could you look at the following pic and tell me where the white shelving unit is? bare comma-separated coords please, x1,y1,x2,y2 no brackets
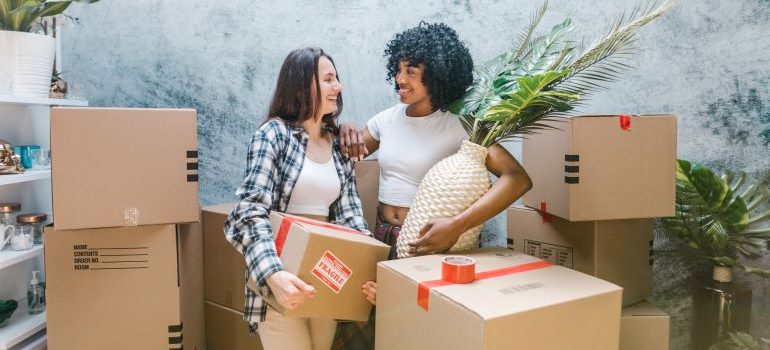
0,246,43,270
0,95,88,350
0,172,50,187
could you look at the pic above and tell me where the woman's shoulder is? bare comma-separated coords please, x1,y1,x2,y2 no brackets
256,118,294,138
371,104,407,122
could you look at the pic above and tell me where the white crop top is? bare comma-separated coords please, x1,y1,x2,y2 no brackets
367,104,468,207
286,156,341,217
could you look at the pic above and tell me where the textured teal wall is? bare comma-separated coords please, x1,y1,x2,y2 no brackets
62,0,769,348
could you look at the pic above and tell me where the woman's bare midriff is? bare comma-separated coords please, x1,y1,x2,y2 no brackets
380,202,410,227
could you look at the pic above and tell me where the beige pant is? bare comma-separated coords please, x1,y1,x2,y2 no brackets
258,308,337,350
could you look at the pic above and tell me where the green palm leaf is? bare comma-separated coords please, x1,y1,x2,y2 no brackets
661,160,770,278
448,0,678,148
0,0,100,31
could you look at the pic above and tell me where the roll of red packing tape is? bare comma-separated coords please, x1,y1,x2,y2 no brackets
441,256,476,284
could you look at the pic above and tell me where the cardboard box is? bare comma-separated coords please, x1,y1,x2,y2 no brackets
45,224,205,350
522,115,676,221
249,212,390,321
376,248,622,350
205,301,263,350
506,205,652,306
203,203,247,311
51,107,199,230
355,160,379,230
620,300,670,350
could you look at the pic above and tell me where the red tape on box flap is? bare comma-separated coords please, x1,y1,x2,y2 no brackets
619,114,631,131
275,215,364,256
540,201,551,223
417,259,552,311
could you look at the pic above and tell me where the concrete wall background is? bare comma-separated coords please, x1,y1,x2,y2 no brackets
61,0,770,348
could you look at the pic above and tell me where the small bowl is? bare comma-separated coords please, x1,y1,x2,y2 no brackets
0,300,18,328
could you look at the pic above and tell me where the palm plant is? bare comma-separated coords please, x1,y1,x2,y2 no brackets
448,0,680,147
709,331,761,350
0,0,99,32
660,159,770,277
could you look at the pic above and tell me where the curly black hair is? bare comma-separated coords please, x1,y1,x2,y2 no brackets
384,22,474,111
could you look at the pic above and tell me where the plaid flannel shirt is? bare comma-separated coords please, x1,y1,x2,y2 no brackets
223,119,369,332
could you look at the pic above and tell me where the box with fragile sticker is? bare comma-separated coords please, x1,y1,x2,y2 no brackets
248,212,390,321
522,114,676,221
506,205,652,306
376,248,623,350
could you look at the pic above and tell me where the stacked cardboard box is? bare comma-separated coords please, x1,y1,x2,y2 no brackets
505,114,676,346
620,300,670,350
376,248,623,350
202,204,265,349
45,108,204,350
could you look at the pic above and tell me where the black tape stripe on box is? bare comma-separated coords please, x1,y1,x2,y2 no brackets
169,335,183,344
564,176,579,184
564,165,579,173
168,323,183,332
186,150,198,159
187,174,198,182
565,154,579,162
186,162,198,170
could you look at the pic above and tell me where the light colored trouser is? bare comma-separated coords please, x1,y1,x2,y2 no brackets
258,308,337,350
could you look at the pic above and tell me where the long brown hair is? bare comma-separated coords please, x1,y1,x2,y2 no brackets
265,47,342,134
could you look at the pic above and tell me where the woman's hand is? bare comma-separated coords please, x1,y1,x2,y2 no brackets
409,217,463,255
361,280,377,305
266,271,316,310
339,122,369,162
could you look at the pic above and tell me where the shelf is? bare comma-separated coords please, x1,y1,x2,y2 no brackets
0,304,45,350
0,246,44,270
10,331,45,350
0,95,87,107
0,171,50,187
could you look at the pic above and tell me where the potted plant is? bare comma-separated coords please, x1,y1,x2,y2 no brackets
660,159,770,350
394,0,680,258
0,0,99,97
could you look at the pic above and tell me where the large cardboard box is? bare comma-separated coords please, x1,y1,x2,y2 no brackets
355,160,379,230
45,224,205,350
248,212,390,321
506,205,652,306
620,300,670,350
51,107,199,230
522,115,676,221
205,301,263,350
203,203,246,311
376,248,623,350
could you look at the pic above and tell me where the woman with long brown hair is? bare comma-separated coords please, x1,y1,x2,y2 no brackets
224,47,369,350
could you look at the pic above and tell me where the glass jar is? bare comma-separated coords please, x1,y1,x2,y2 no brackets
16,213,47,246
10,225,34,251
0,202,21,226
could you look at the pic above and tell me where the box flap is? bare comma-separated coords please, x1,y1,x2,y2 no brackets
622,300,668,317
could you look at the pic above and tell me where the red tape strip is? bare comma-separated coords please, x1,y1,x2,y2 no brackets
274,215,364,256
619,114,631,131
417,260,552,311
540,201,551,223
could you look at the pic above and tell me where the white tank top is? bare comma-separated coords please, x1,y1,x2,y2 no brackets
286,156,341,217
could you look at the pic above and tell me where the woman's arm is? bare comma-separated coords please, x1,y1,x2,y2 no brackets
409,143,532,255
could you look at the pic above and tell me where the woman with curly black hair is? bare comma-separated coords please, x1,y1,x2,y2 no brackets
336,21,532,350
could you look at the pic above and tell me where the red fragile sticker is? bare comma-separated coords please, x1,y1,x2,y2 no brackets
311,251,353,294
